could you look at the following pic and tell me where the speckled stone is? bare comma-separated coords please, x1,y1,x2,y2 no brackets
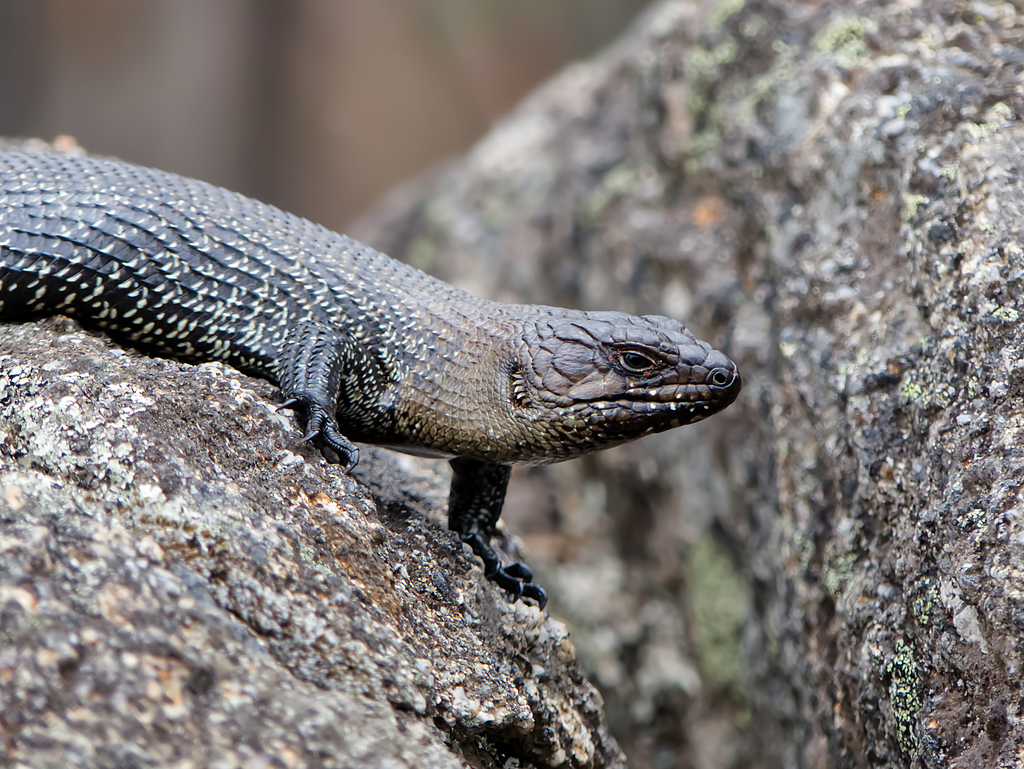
0,315,624,769
352,0,1024,764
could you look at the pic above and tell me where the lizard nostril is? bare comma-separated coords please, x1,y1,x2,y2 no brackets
709,367,733,387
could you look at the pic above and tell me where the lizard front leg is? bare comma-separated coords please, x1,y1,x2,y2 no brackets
448,457,547,608
275,322,372,470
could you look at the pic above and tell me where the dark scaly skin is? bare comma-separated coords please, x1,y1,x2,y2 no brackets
0,151,742,608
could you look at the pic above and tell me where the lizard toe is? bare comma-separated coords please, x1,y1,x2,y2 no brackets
503,562,535,583
288,396,359,470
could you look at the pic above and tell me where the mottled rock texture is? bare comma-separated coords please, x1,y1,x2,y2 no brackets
5,0,1024,766
0,319,621,766
352,1,1024,767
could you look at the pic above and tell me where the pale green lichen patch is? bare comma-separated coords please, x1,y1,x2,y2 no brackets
687,534,750,696
707,0,746,31
992,306,1019,323
899,370,954,411
683,38,739,82
812,16,869,69
822,549,858,601
887,640,922,756
964,102,1014,142
910,577,942,627
902,193,928,222
582,161,657,222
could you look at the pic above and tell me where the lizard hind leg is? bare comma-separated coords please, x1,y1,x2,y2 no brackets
448,457,548,609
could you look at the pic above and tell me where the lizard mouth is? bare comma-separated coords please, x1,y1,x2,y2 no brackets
562,368,741,424
558,366,741,407
616,366,741,404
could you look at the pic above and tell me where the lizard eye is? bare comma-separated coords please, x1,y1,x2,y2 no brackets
610,347,660,375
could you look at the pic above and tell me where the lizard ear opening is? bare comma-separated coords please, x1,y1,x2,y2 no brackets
507,358,533,409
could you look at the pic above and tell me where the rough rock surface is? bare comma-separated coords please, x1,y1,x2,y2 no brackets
0,314,621,768
6,0,1024,765
351,1,1024,767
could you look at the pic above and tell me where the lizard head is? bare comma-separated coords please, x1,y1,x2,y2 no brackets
505,310,741,462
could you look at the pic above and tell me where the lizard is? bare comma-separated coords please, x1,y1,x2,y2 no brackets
0,151,742,608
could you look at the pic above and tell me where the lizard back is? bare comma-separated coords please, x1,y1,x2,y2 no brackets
0,151,482,378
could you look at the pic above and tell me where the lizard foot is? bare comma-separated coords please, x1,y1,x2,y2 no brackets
279,396,359,470
461,533,548,609
491,566,548,608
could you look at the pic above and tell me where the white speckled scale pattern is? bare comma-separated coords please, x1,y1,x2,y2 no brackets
0,151,741,606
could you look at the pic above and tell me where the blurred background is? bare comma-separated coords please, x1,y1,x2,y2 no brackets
0,0,653,232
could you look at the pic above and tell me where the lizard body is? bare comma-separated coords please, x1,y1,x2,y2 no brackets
0,151,741,606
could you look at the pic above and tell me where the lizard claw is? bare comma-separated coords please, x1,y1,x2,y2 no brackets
491,566,547,608
493,565,547,608
520,583,548,609
492,567,525,602
502,562,535,583
460,533,546,609
282,395,359,470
